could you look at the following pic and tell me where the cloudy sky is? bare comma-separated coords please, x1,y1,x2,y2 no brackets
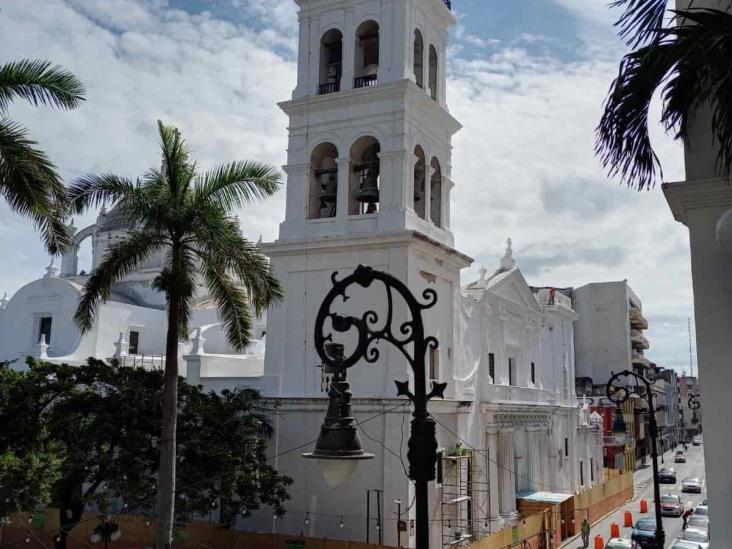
0,0,698,373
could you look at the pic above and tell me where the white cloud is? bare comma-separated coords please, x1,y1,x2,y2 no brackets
0,0,695,371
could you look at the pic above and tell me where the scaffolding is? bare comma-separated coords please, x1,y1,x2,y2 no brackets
440,450,491,548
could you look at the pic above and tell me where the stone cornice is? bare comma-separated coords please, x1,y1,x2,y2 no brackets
263,229,473,268
662,178,732,226
263,396,470,414
494,412,552,428
279,79,462,137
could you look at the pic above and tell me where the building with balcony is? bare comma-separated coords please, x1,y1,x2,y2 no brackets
571,280,653,469
678,375,702,442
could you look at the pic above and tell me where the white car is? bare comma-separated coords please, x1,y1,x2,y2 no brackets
669,540,707,549
679,527,710,549
693,504,709,516
682,477,703,493
604,538,636,549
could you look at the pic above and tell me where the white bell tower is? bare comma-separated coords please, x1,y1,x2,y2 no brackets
263,0,472,398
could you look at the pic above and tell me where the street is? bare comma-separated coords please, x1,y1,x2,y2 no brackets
562,443,707,549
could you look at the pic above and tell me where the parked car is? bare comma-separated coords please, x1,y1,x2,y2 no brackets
693,504,709,516
679,527,709,548
661,494,684,517
685,514,709,532
631,518,660,548
674,453,687,463
605,538,637,549
682,478,703,493
669,539,708,549
692,436,703,446
659,468,677,483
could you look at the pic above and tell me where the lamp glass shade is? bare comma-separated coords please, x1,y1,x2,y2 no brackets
319,458,359,488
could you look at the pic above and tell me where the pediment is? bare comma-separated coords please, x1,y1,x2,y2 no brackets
487,269,542,313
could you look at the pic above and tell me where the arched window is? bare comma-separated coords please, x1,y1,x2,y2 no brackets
309,143,339,219
354,21,379,88
319,29,343,95
413,145,426,219
430,157,442,227
350,136,380,215
413,30,424,88
428,45,438,100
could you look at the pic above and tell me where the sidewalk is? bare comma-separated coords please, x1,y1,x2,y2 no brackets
558,450,676,549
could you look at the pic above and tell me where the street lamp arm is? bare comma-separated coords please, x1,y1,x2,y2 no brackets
315,265,436,373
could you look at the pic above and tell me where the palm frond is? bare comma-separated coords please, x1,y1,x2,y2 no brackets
157,120,194,199
153,246,198,337
611,0,668,47
74,230,167,333
190,212,283,315
200,257,254,352
0,59,85,113
597,7,732,189
0,118,71,253
192,160,281,211
67,174,137,214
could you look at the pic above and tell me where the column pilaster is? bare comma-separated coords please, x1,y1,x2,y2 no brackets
335,157,351,219
486,428,502,530
498,429,518,520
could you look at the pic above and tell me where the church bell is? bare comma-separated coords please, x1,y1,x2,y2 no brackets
356,163,379,213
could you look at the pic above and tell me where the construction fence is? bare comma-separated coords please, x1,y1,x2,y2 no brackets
465,469,634,549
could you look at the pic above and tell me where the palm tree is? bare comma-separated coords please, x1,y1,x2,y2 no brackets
0,59,85,252
596,0,732,190
67,121,283,548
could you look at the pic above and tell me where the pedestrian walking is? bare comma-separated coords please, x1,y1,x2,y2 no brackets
682,507,693,529
580,518,590,548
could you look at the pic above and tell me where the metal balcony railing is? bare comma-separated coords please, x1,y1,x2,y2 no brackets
354,74,378,88
318,81,340,95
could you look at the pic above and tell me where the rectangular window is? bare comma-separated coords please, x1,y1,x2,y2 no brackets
580,460,584,486
590,457,594,482
429,347,439,380
38,316,52,345
564,437,569,457
129,331,140,355
488,353,495,382
508,357,516,386
531,362,536,384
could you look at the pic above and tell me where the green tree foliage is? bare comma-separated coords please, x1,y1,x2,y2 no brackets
0,359,291,549
596,1,732,190
0,60,85,253
67,120,283,547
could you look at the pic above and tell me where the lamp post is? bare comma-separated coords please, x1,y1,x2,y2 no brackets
688,393,701,441
607,370,664,549
303,265,446,549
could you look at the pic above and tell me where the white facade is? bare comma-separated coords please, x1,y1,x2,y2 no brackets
0,1,603,547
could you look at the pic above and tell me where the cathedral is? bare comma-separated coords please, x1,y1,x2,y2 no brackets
0,0,603,547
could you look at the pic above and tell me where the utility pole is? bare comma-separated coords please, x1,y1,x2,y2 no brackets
688,318,694,378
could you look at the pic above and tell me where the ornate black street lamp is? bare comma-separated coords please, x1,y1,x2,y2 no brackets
607,370,664,549
303,265,446,549
689,393,701,427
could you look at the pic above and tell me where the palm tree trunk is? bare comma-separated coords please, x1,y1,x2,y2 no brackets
155,296,181,549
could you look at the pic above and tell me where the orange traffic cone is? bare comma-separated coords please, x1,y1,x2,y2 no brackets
640,499,648,514
594,534,604,549
610,522,620,538
624,511,633,527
